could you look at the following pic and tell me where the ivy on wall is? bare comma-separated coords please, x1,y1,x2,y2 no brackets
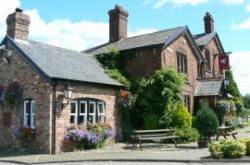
4,81,23,110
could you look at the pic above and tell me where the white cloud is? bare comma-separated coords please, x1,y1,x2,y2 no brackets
146,0,207,9
0,0,156,51
0,0,20,37
230,52,250,95
221,0,245,5
232,18,250,29
246,3,250,12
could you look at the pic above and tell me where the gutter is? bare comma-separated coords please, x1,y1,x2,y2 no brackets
51,80,57,154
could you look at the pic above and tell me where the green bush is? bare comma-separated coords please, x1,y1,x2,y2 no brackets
196,102,219,139
170,105,192,128
209,141,224,159
175,128,199,143
143,114,159,130
239,138,250,155
192,116,196,128
134,67,185,128
222,140,246,158
209,140,246,159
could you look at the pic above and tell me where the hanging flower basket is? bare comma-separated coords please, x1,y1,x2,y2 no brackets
4,81,23,110
0,85,4,105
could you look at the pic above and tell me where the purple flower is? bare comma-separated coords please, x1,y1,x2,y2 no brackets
104,128,113,139
89,133,101,144
75,130,88,139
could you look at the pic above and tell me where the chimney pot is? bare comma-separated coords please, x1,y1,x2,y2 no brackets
15,8,23,12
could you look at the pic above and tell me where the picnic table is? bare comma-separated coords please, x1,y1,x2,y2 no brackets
131,129,178,149
216,126,238,140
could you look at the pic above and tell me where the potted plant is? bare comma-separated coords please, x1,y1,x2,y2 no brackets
196,102,219,148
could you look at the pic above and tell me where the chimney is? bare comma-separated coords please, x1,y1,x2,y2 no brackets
204,12,214,34
108,5,128,42
6,8,30,40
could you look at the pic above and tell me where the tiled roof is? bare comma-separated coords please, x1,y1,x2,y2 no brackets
193,32,216,48
7,36,121,86
195,79,223,96
85,27,187,55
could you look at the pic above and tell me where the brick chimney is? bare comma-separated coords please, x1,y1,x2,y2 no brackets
6,8,30,40
108,5,128,42
204,12,214,34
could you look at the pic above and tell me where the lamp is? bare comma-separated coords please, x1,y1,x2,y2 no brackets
64,83,73,100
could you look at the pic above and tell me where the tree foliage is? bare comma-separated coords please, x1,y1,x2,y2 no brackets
132,67,186,128
225,70,241,98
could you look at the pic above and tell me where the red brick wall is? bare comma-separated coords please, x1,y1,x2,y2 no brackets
125,47,162,78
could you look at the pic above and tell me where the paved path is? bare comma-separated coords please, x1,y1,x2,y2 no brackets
0,126,249,164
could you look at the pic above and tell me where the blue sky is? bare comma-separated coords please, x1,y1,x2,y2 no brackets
0,0,250,94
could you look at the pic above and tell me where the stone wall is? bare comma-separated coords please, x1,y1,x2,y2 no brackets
0,40,52,153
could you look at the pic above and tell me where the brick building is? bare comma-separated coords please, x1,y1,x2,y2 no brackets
86,5,231,113
0,6,231,154
0,8,122,154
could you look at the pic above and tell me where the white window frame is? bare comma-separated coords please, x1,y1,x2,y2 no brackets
70,101,78,124
88,101,96,124
79,101,88,125
97,102,106,123
23,100,36,129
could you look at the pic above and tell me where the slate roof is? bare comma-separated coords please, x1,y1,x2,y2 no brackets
6,36,121,86
85,27,187,55
193,32,216,48
195,80,223,96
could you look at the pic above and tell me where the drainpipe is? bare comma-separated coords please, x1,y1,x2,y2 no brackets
51,80,57,154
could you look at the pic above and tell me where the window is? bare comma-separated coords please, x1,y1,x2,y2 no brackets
97,102,106,123
79,101,87,125
183,95,191,112
69,99,106,125
23,100,36,129
70,101,78,124
205,49,211,70
177,52,187,74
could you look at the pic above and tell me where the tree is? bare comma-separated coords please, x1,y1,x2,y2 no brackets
132,67,186,128
243,94,250,109
225,70,241,98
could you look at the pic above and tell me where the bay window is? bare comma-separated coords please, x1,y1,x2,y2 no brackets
69,99,106,125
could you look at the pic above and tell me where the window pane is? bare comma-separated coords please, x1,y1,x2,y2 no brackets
80,102,86,114
98,104,104,114
70,102,76,114
78,116,84,124
70,116,75,124
89,103,95,114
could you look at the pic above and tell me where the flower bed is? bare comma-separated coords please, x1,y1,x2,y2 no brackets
63,124,114,151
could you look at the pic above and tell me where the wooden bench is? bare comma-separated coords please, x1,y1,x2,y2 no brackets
216,126,238,140
131,129,179,149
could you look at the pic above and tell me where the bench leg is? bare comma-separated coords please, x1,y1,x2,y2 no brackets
232,134,237,140
174,140,177,148
223,135,227,140
139,140,142,150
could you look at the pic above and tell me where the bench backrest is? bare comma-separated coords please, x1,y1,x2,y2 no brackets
133,129,175,138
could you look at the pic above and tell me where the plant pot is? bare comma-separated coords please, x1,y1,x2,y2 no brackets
198,139,211,148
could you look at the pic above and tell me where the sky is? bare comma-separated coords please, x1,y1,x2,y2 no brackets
0,0,250,95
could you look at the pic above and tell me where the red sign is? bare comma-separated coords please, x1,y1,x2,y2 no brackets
219,55,230,71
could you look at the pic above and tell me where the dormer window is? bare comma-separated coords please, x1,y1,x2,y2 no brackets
205,49,211,71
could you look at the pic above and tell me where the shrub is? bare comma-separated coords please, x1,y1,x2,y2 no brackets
192,116,196,128
144,114,159,130
135,67,185,128
221,140,246,158
175,127,199,143
215,100,230,126
196,102,219,139
170,105,192,128
239,138,250,155
209,140,246,159
209,141,224,159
